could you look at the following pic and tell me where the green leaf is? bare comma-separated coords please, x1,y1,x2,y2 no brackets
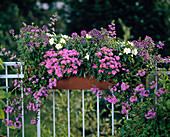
0,90,6,99
0,99,6,108
0,109,5,119
4,92,11,98
7,125,16,129
0,58,4,70
0,86,9,90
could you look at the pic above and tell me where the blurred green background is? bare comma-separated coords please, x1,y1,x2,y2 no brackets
0,0,170,57
0,0,170,136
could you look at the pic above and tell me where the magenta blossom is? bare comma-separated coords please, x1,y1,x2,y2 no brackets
145,108,156,119
121,82,129,91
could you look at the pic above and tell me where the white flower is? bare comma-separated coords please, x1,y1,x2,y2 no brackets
61,34,69,39
85,53,90,60
123,48,131,54
128,41,134,46
49,38,54,45
132,49,138,55
86,34,92,39
55,44,62,50
46,33,54,37
60,38,66,44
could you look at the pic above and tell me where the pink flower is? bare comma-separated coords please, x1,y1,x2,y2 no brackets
145,108,156,119
121,82,129,90
92,64,97,68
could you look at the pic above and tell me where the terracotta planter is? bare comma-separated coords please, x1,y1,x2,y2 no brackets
0,135,6,137
55,75,114,90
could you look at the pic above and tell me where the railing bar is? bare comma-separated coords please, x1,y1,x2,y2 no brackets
112,103,114,135
53,90,56,137
82,90,85,137
97,95,99,137
5,64,9,137
68,89,70,137
37,103,41,137
21,64,24,137
155,62,158,104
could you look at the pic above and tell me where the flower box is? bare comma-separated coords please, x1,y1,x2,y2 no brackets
55,75,113,90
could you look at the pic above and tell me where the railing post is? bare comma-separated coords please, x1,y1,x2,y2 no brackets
97,95,99,137
5,64,9,137
82,90,85,137
37,104,41,137
112,103,114,135
67,89,70,137
53,90,56,137
21,64,24,137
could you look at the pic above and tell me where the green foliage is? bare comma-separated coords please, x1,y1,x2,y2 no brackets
117,69,170,136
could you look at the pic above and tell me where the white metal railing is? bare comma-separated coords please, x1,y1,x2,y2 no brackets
0,62,169,137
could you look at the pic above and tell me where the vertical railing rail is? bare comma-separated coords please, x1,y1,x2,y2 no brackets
67,89,70,137
53,90,56,137
5,64,9,137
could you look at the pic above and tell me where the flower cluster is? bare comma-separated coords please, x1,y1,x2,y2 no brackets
93,47,121,79
40,48,82,78
145,108,156,119
2,97,22,129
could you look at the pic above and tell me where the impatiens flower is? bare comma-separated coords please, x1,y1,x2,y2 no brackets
92,64,97,68
55,44,62,50
145,108,156,119
123,48,131,54
49,38,54,45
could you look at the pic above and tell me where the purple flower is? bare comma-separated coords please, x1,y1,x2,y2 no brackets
145,108,156,119
80,30,87,37
71,32,78,39
14,121,21,129
9,29,14,35
30,119,37,124
121,82,129,91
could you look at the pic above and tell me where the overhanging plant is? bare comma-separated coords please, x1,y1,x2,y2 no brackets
0,13,169,136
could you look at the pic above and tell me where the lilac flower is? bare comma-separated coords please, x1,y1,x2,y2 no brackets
9,29,14,35
121,82,129,91
104,94,117,104
80,30,87,37
121,102,130,117
130,92,137,105
30,119,37,124
145,108,156,119
14,121,21,129
71,32,78,39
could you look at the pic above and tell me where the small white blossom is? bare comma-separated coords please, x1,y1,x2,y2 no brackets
85,53,90,60
61,34,69,39
132,49,138,55
46,33,54,37
55,44,62,50
128,41,134,46
123,48,131,54
49,38,54,45
60,38,66,44
86,34,92,39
